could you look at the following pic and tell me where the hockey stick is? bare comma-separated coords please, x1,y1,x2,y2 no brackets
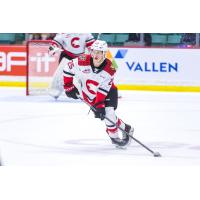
78,96,161,157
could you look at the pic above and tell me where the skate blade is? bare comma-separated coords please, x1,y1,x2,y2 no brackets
115,145,127,150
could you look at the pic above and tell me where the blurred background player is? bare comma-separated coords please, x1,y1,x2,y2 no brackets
48,33,95,99
63,40,134,148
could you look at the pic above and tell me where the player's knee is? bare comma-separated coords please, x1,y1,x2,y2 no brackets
105,107,117,126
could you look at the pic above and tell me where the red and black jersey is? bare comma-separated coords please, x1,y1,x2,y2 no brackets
63,54,116,107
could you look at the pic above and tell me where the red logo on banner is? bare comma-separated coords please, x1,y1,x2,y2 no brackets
0,46,26,76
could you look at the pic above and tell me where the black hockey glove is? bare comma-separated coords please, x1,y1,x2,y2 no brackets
48,44,60,56
65,85,79,99
94,107,105,120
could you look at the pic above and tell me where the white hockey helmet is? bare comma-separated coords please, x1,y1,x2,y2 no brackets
91,40,108,52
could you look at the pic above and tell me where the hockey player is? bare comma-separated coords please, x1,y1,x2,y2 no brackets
63,40,134,148
48,33,95,99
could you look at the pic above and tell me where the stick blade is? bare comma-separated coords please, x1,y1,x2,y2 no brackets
154,152,161,157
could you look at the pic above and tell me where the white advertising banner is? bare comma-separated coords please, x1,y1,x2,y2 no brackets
109,47,200,86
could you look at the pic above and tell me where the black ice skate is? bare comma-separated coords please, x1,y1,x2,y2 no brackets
121,123,134,147
109,124,134,148
110,137,128,148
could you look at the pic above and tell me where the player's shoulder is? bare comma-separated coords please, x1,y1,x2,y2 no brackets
78,54,91,66
104,58,116,76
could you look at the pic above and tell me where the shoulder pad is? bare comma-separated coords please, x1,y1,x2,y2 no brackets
104,59,116,76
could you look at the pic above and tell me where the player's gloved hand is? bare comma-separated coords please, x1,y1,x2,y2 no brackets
94,107,105,120
64,84,79,99
93,104,105,120
48,44,60,56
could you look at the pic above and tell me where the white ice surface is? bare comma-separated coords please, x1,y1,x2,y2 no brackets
0,87,200,166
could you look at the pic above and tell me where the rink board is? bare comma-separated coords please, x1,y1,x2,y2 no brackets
1,45,200,92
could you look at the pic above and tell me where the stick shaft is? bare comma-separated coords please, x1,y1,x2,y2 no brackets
78,96,158,155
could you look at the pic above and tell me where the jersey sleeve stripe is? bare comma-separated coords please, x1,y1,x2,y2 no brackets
63,70,75,76
53,40,63,48
99,88,108,95
99,87,109,94
86,39,95,47
106,124,116,128
86,38,95,43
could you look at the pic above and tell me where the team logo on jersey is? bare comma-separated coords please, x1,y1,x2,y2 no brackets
86,80,98,95
79,55,87,61
82,69,91,73
71,37,80,48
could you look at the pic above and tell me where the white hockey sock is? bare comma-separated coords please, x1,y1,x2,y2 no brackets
104,107,119,138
